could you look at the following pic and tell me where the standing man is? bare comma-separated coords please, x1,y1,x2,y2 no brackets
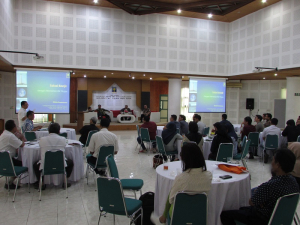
18,101,28,130
193,114,205,135
255,115,264,132
22,111,42,133
178,115,188,135
79,117,99,145
140,105,151,123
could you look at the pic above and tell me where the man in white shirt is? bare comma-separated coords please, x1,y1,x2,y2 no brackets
18,101,28,130
193,114,205,134
0,120,25,189
261,118,281,163
87,118,119,175
32,123,73,190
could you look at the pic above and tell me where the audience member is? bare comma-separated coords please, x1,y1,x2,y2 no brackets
262,113,267,123
87,107,93,112
193,114,205,134
297,116,300,126
264,113,272,128
18,101,28,130
182,122,203,152
282,119,299,143
178,115,188,135
0,120,25,189
137,116,157,153
221,149,299,225
159,143,212,223
261,118,281,163
22,111,42,133
162,122,182,152
95,105,110,121
87,119,119,175
140,105,151,123
288,142,300,188
241,116,256,159
220,114,238,141
255,115,264,132
297,117,300,134
33,123,74,190
209,122,233,160
79,117,99,145
169,114,180,130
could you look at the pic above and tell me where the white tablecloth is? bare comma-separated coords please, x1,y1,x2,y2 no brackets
177,137,212,160
154,161,251,225
157,126,164,137
19,140,84,185
35,128,76,140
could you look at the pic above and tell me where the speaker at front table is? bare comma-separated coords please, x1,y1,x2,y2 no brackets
246,98,254,110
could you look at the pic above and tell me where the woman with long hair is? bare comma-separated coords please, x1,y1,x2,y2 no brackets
159,143,212,223
162,122,183,152
182,121,204,152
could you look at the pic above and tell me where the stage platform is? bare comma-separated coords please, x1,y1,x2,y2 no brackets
63,121,168,133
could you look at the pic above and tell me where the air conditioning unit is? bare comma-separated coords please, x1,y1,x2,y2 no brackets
226,82,242,88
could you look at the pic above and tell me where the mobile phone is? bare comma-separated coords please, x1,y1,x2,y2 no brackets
219,175,232,179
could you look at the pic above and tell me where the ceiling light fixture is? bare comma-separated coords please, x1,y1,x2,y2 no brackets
132,77,135,79
208,14,213,19
84,75,86,78
72,71,75,75
104,75,106,78
182,76,184,78
262,0,267,3
263,77,265,79
93,0,98,3
150,77,152,80
177,9,181,14
274,73,277,76
111,73,113,74
143,74,146,76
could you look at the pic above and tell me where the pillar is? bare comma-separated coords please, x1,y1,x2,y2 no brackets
168,78,181,121
286,77,300,121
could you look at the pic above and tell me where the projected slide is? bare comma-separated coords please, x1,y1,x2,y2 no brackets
189,78,226,113
16,70,70,113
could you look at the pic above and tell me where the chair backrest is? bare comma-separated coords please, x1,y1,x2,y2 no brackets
203,127,210,136
156,135,166,155
43,150,65,175
248,132,259,147
176,128,180,134
171,192,207,225
265,135,278,149
241,135,247,148
97,177,128,216
216,143,233,162
269,193,299,225
86,130,98,147
96,145,115,168
106,154,119,179
0,151,16,176
182,141,197,146
136,125,140,137
25,132,36,141
297,135,300,142
140,128,150,142
59,132,67,138
241,140,251,159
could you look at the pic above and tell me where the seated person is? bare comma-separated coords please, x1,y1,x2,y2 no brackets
140,105,151,123
193,114,205,134
22,110,42,133
120,105,132,121
208,122,233,160
289,142,300,188
162,122,183,152
0,120,25,189
159,143,212,223
182,122,203,152
264,113,272,128
220,114,238,141
282,119,299,143
87,119,119,175
261,118,281,163
178,115,188,135
240,116,256,140
255,115,264,132
262,113,267,123
165,115,180,130
221,149,299,225
95,105,110,121
137,116,157,153
79,117,99,145
33,123,74,190
87,107,93,112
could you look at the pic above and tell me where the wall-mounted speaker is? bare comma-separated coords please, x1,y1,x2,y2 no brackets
246,98,254,110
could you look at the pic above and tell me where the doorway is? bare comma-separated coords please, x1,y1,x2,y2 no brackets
159,95,168,122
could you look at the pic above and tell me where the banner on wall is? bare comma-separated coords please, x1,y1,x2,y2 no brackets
92,83,140,111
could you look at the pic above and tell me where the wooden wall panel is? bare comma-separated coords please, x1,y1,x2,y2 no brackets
70,78,77,123
150,81,169,112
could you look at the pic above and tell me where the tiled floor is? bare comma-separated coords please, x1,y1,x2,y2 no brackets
0,130,298,225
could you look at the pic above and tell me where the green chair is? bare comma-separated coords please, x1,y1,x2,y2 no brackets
25,132,36,141
263,134,278,165
59,132,67,138
176,128,180,134
0,151,30,202
106,155,143,199
233,136,247,160
216,143,234,162
169,192,207,225
156,136,178,162
235,193,300,225
84,130,98,148
39,149,67,201
135,125,141,151
240,135,247,148
202,127,210,136
297,135,300,142
86,145,114,188
248,132,259,155
97,177,143,225
233,140,251,171
140,128,156,154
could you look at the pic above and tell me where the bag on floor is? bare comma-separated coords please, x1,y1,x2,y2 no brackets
134,192,155,225
153,154,163,168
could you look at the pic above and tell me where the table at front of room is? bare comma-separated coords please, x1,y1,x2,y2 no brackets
18,140,85,185
154,161,251,225
35,128,77,140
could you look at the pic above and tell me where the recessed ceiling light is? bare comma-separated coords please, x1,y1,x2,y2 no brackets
263,77,265,79
182,76,184,78
274,73,277,76
111,73,113,74
208,14,213,18
177,9,181,14
143,74,146,76
72,72,75,75
104,75,106,78
84,75,86,78
132,77,135,79
262,0,267,3
150,77,152,80
93,0,98,3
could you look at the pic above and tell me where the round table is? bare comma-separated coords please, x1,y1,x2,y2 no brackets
35,128,77,140
154,161,251,225
18,140,84,185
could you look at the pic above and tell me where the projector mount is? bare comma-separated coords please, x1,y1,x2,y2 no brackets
0,50,44,60
253,67,278,73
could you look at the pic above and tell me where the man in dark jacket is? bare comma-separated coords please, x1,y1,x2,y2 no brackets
220,114,238,141
282,119,299,143
79,117,99,145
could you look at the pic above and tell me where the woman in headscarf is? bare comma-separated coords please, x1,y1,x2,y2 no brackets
182,122,204,152
162,122,183,152
208,122,232,160
288,142,300,188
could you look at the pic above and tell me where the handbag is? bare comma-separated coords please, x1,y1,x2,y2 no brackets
153,154,163,168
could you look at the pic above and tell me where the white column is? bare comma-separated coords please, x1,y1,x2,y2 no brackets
286,77,300,121
168,78,181,121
